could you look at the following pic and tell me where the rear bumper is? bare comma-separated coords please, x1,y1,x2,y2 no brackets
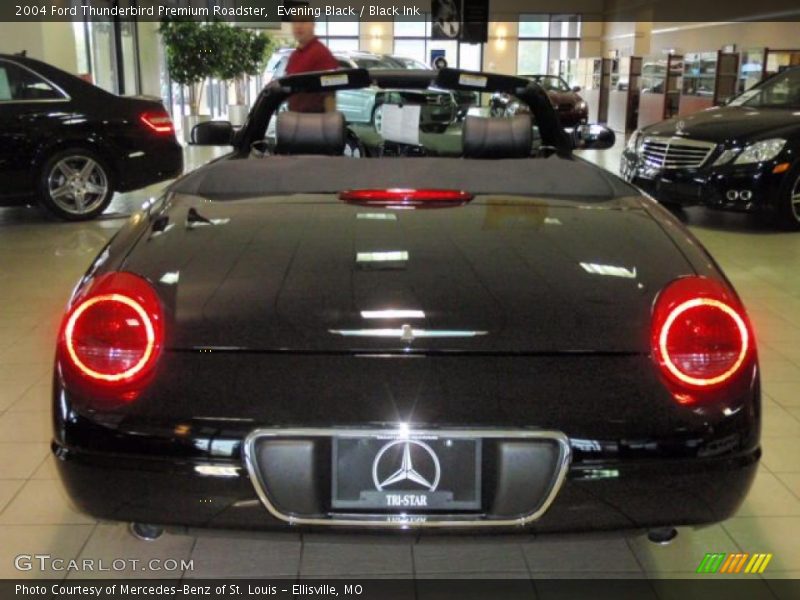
54,431,759,534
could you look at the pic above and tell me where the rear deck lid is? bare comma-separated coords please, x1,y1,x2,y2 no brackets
124,191,693,354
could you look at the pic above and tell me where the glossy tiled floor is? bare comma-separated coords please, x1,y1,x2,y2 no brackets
1,141,799,589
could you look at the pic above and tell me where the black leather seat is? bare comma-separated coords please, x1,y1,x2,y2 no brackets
462,114,533,159
275,111,346,155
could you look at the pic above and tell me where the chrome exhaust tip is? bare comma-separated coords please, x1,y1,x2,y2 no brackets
647,527,678,545
129,522,165,541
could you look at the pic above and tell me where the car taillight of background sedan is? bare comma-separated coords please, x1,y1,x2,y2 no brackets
140,111,175,135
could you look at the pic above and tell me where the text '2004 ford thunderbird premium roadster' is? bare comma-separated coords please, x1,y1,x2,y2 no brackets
52,68,760,542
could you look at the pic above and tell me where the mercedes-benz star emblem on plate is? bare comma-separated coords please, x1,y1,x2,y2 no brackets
372,439,441,492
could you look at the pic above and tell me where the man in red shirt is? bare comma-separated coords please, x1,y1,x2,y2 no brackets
285,17,339,112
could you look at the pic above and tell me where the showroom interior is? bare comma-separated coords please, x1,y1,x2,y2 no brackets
2,0,800,589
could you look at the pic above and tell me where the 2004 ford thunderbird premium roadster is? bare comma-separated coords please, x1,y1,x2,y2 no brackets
53,69,760,541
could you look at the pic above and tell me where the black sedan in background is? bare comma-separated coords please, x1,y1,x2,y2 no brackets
622,67,800,228
0,53,182,221
53,69,758,540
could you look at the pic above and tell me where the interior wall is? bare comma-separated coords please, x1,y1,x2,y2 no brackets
483,21,518,74
0,22,77,74
649,22,800,55
360,22,394,54
603,21,800,58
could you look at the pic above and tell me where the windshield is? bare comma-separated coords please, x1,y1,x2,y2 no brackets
524,75,570,92
394,57,432,70
352,56,405,70
729,67,800,108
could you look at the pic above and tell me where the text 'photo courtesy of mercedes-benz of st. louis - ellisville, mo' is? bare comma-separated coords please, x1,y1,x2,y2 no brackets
1,0,800,599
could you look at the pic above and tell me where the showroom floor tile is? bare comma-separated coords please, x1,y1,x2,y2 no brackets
1,142,800,582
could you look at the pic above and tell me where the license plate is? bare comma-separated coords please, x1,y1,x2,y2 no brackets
332,435,481,511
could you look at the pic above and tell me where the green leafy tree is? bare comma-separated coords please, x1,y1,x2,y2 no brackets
159,19,222,116
215,27,274,106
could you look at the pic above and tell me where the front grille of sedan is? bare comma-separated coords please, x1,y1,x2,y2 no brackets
640,136,717,170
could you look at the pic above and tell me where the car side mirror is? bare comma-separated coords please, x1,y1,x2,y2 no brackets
572,86,581,93
573,124,616,150
191,121,234,146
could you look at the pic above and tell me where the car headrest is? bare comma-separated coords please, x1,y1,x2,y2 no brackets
275,111,346,155
462,114,533,159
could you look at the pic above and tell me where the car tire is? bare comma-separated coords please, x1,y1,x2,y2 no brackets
773,163,800,231
344,132,365,158
38,148,114,221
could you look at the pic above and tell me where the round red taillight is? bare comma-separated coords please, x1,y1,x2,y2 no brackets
65,293,157,382
59,272,163,394
652,277,752,392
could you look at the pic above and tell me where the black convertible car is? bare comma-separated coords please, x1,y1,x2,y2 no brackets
53,69,759,541
622,66,800,228
0,53,182,220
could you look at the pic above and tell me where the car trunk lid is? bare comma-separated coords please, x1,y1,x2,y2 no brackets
123,193,693,354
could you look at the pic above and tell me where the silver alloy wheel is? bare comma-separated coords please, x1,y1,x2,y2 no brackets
47,155,109,216
792,171,800,222
373,104,383,134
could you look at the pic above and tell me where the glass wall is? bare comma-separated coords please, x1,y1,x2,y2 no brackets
518,14,580,75
72,7,140,95
393,17,482,69
319,20,360,52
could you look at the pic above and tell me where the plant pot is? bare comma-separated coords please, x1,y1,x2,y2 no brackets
183,115,212,144
228,104,249,127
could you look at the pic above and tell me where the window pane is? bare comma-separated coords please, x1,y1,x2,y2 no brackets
326,38,359,52
315,19,327,37
459,43,482,71
519,15,549,38
394,18,426,37
328,21,359,37
0,65,12,100
428,39,458,67
393,39,427,65
517,40,549,75
121,21,138,95
549,39,579,65
88,20,118,93
72,22,90,74
0,62,63,101
550,15,581,38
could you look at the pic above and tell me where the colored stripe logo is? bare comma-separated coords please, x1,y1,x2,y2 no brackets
696,553,772,574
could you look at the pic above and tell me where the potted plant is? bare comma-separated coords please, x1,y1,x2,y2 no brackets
159,19,221,142
218,28,273,127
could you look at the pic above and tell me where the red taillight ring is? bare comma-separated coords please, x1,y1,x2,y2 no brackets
64,293,156,382
659,297,749,387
